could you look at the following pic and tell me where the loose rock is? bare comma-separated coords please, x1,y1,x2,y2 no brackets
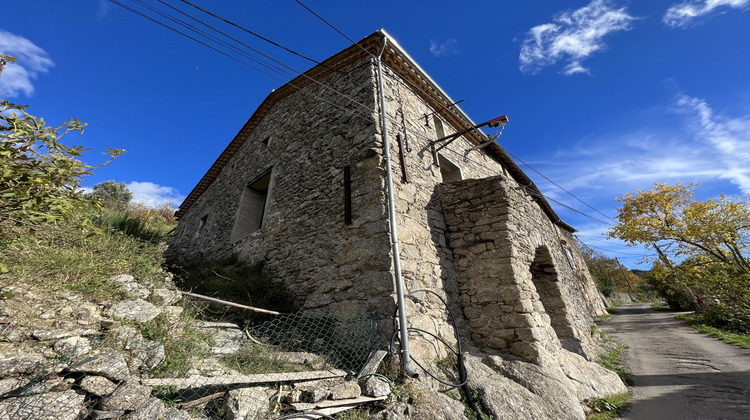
361,375,391,398
98,380,152,411
80,375,118,397
68,348,130,382
0,356,44,378
226,386,270,420
108,274,151,300
110,299,162,324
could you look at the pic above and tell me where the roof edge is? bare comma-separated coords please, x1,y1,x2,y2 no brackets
176,30,574,233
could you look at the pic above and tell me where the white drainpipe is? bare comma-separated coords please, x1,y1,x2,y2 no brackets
376,34,418,377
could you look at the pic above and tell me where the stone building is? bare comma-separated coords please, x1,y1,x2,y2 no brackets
167,30,609,365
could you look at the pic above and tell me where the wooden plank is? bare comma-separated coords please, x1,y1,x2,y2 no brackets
179,392,225,409
356,350,388,379
312,395,387,409
397,134,411,183
180,291,283,315
142,369,347,388
284,396,388,419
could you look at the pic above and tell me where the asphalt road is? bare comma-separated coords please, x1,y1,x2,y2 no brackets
601,304,750,420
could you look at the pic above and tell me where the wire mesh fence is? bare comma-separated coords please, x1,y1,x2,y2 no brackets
0,310,384,419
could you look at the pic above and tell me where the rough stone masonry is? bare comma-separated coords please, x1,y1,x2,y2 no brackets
167,30,624,411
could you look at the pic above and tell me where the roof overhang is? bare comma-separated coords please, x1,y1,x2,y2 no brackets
175,30,574,232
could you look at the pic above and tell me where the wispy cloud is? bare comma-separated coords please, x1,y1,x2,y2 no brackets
664,0,749,27
675,95,750,192
539,94,750,197
429,38,460,58
519,0,635,75
97,0,114,21
127,181,184,207
0,29,54,97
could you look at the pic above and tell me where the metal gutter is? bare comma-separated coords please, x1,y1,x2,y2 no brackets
376,33,418,378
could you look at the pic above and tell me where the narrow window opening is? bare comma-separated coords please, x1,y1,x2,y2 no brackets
231,169,273,241
438,154,463,182
262,136,271,148
433,116,445,139
194,214,208,239
564,248,577,269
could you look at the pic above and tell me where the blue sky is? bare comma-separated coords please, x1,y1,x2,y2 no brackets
2,0,749,267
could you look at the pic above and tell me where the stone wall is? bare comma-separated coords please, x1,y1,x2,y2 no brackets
441,175,608,361
376,64,510,359
167,58,397,317
169,52,607,363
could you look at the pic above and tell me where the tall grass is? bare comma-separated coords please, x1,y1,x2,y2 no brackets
0,220,166,299
93,202,177,244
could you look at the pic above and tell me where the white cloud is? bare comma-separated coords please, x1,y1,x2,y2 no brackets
519,0,635,75
537,94,750,197
664,0,749,27
97,0,114,21
429,38,460,58
126,181,185,208
674,94,750,192
0,29,54,97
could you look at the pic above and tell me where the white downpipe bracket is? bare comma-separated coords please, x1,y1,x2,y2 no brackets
376,34,418,378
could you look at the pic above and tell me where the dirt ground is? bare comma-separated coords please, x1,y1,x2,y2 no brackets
602,304,750,420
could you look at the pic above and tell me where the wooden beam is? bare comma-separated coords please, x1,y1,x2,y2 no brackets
179,392,225,409
180,291,283,316
286,396,388,419
142,369,347,388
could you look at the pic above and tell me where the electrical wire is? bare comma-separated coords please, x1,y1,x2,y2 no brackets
390,289,467,388
111,1,626,262
107,0,293,82
178,0,337,70
504,149,618,224
292,0,473,126
293,0,370,57
107,0,379,129
578,243,650,257
154,0,296,77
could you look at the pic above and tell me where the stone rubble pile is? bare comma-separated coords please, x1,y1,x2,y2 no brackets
0,274,390,419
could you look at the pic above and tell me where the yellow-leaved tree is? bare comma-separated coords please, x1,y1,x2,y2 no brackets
608,182,750,309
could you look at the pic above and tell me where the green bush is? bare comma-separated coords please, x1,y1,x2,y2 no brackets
701,305,750,334
597,276,616,297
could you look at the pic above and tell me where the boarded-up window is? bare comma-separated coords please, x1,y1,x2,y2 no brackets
231,169,273,241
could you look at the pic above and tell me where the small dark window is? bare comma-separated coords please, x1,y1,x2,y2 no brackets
438,154,462,182
194,214,208,239
231,169,273,241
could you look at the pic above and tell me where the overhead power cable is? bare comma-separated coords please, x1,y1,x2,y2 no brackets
577,240,650,257
154,0,294,77
504,149,618,224
108,0,378,126
293,0,371,56
111,0,618,241
107,0,290,81
134,0,292,78
177,0,337,71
